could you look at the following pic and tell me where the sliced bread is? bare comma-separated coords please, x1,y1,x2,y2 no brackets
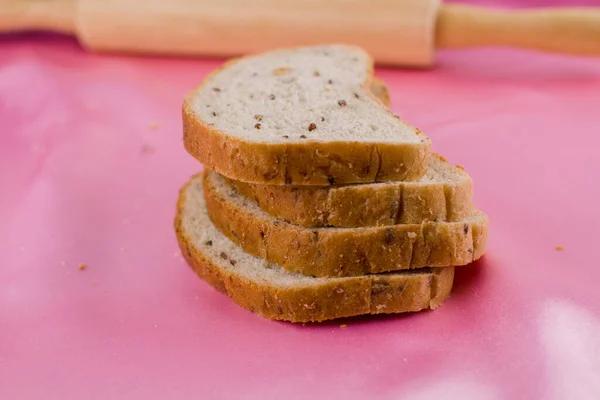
183,44,431,186
203,171,488,277
175,176,454,323
370,77,391,108
226,153,473,227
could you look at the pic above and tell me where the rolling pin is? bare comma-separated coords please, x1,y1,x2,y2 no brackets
2,0,600,67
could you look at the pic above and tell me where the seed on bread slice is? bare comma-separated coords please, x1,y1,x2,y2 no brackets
226,153,473,227
175,176,454,323
183,44,431,185
202,171,488,277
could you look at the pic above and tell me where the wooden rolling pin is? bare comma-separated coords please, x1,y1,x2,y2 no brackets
2,0,600,66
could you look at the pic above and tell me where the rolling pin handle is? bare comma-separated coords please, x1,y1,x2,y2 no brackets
436,4,600,57
0,0,76,35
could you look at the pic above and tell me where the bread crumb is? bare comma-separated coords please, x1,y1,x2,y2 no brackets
340,324,348,329
91,281,97,287
141,144,155,154
555,245,565,251
149,123,161,130
407,232,417,239
78,263,87,271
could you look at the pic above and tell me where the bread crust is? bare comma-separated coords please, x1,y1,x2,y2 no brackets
370,77,391,107
203,171,488,277
174,176,454,323
226,153,473,227
182,46,430,186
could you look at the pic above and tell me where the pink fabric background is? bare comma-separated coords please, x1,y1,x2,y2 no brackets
1,1,600,398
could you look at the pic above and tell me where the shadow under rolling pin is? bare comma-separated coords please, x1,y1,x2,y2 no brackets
2,0,599,67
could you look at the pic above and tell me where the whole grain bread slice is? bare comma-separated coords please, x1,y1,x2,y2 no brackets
183,44,431,186
175,175,454,323
203,171,488,277
370,77,391,107
226,153,473,227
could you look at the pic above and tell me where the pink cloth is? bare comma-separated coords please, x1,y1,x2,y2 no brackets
2,24,600,400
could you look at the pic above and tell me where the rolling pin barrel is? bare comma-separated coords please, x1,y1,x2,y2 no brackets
75,0,440,67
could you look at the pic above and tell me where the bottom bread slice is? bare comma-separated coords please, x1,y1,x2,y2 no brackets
175,174,455,323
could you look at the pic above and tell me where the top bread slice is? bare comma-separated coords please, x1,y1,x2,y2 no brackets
183,44,431,186
226,154,473,228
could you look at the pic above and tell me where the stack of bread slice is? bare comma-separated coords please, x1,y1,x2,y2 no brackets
175,45,488,323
